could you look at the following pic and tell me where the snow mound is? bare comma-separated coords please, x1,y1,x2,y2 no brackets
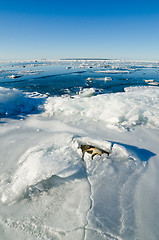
0,87,46,117
1,141,82,204
44,86,159,130
77,88,96,98
0,133,152,240
0,135,141,205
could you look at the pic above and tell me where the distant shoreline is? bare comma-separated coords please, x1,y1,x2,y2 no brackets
61,58,111,60
0,58,159,64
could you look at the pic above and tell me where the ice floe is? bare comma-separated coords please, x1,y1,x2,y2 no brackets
8,74,22,79
95,70,130,74
144,79,154,83
104,77,112,81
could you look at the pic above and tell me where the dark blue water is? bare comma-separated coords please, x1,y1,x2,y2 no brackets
0,60,159,96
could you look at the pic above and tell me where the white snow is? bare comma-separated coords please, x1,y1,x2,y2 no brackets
105,77,112,81
44,86,159,130
77,88,96,98
95,70,130,73
144,79,154,83
148,82,159,85
1,142,82,204
0,84,159,239
8,75,17,79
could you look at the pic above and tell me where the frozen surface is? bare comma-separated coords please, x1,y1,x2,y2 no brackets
44,86,159,130
95,70,130,73
0,87,46,117
0,60,159,240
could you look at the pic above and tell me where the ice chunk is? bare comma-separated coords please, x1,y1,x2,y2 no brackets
77,88,96,98
105,77,112,81
148,82,159,85
0,87,46,117
144,79,154,83
8,74,22,79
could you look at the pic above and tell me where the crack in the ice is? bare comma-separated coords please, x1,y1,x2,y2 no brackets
81,162,118,240
81,162,93,240
84,226,122,240
92,216,122,240
81,143,117,240
119,161,146,237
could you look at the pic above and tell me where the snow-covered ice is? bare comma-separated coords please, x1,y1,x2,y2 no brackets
95,70,130,74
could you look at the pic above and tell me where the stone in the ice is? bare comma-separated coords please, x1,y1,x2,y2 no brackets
80,144,111,160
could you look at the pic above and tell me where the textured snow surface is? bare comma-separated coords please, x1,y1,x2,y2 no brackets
0,85,158,240
44,86,159,130
0,132,148,240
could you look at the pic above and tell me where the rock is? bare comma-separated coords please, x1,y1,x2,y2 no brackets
80,144,111,160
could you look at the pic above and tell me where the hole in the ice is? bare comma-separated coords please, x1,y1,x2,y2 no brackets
80,145,111,160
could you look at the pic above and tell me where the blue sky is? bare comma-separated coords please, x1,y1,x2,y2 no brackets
0,0,159,60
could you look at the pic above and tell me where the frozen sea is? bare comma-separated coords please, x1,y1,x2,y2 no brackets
0,59,159,240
